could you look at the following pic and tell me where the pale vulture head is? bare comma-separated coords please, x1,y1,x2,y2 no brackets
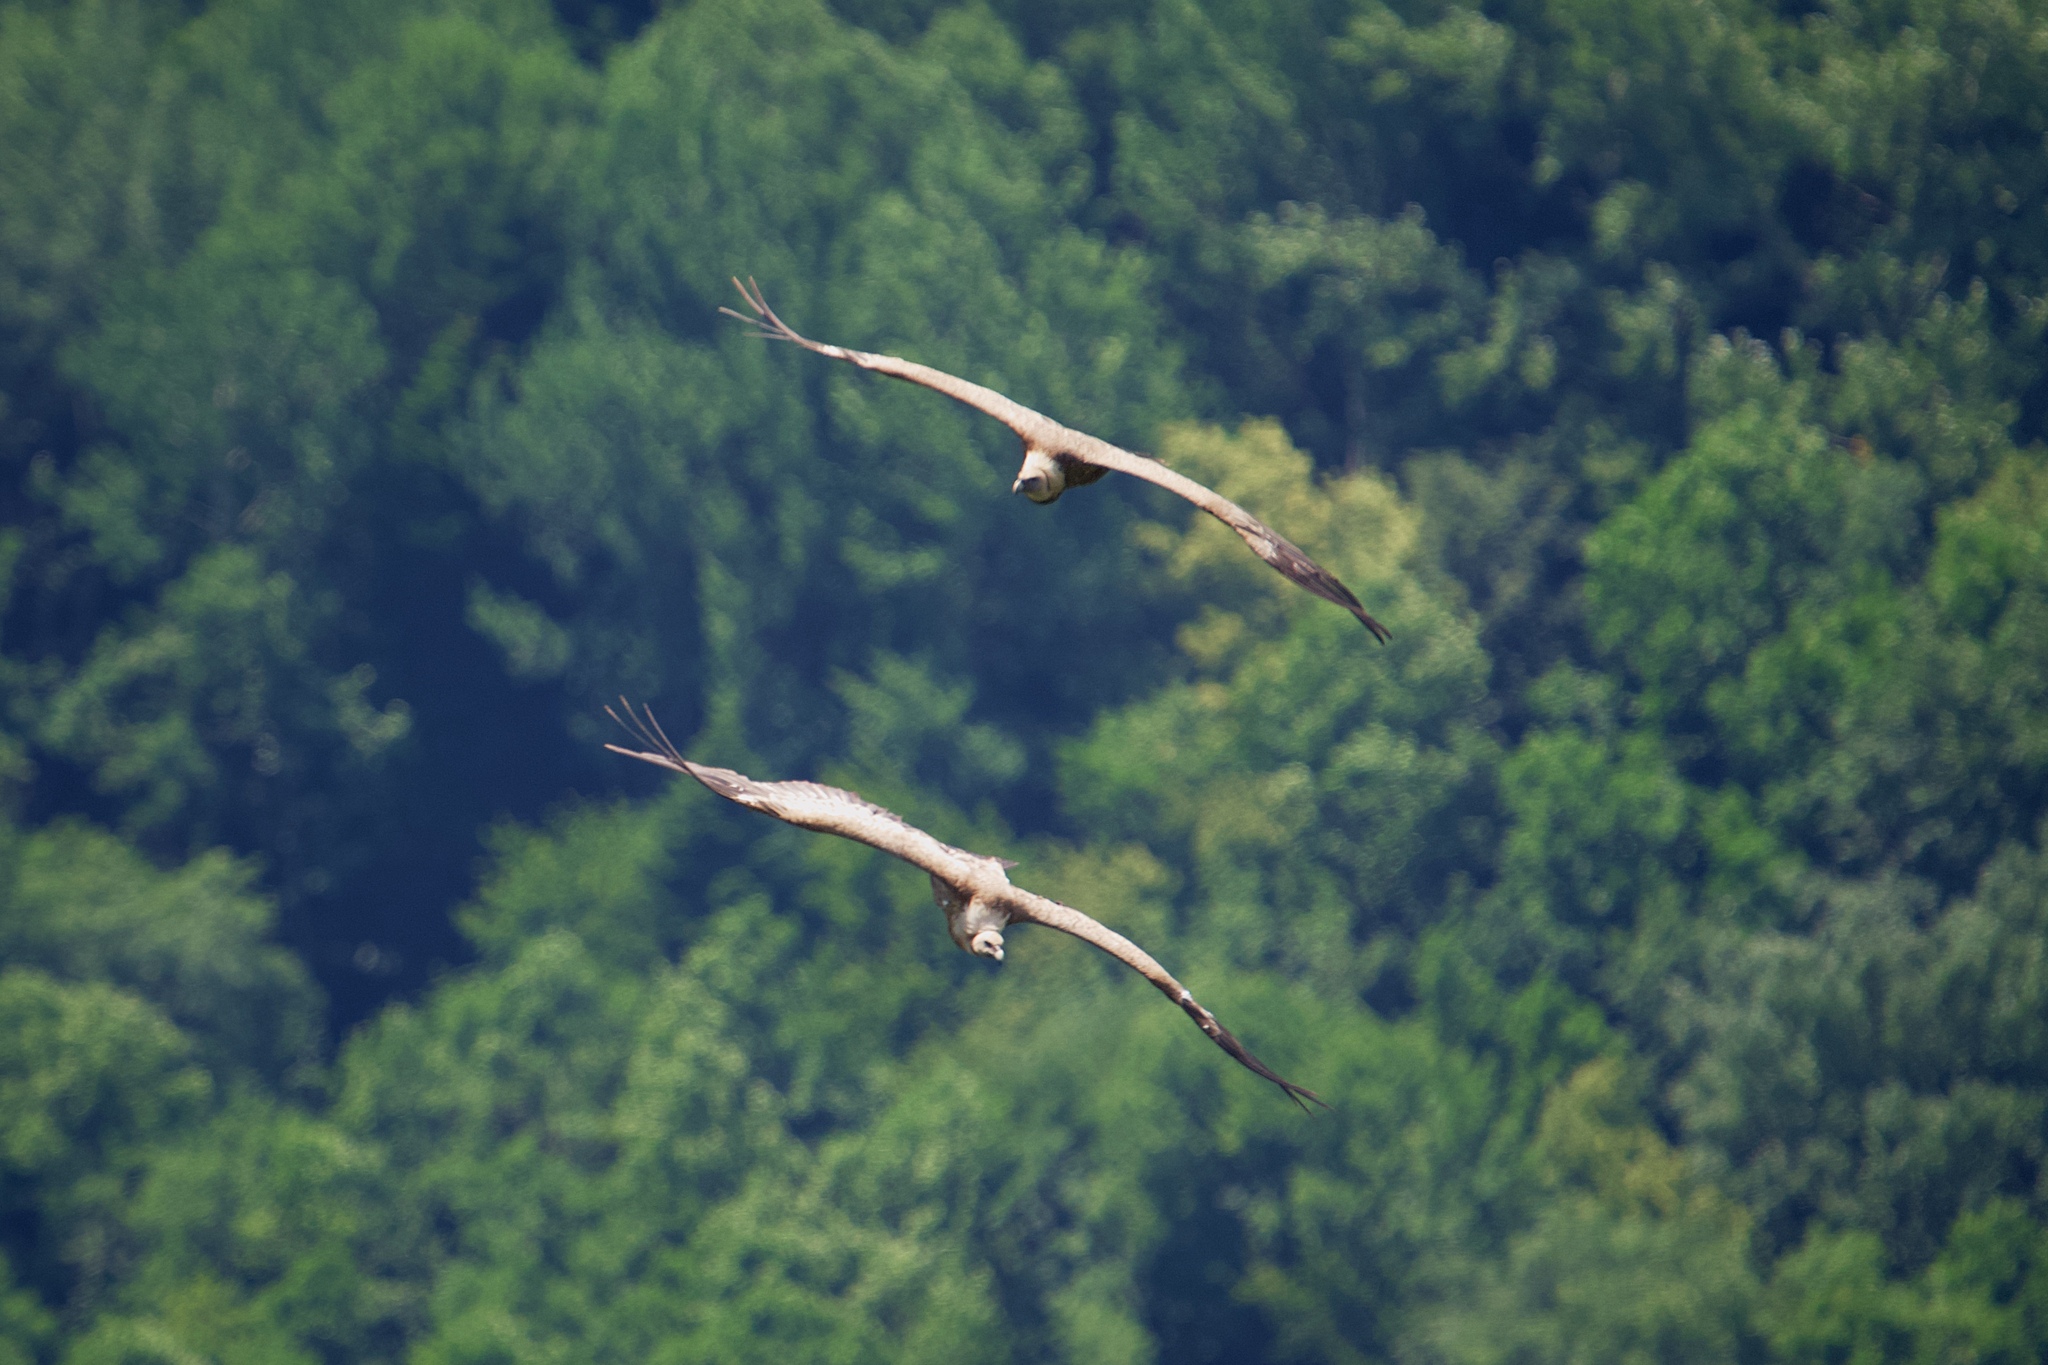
1011,446,1066,504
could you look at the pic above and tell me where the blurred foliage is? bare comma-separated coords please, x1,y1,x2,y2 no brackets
2,0,2046,1359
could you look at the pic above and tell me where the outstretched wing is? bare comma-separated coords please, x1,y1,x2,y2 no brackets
604,701,972,879
722,279,1387,641
1063,431,1392,642
1001,886,1327,1111
721,277,1068,448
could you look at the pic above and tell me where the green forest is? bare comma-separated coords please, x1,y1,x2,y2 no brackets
3,0,2046,1358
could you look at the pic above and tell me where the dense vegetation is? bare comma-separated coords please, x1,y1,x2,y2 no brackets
3,0,2046,1359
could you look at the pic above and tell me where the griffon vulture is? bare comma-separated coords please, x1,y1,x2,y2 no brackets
607,702,1325,1109
721,279,1390,642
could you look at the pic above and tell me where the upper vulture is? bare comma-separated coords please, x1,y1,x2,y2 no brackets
608,702,1325,1109
722,279,1390,642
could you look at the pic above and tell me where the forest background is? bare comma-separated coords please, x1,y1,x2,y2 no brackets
3,0,2046,1359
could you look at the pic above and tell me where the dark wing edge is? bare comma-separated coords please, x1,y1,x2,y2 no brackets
1067,438,1391,643
1173,991,1329,1113
1009,892,1327,1112
1234,513,1394,645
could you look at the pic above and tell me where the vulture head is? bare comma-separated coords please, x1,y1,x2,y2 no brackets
1012,446,1066,503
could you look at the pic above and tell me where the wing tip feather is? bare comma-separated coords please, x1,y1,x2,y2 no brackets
604,702,776,815
1244,528,1391,644
720,276,810,346
1353,605,1393,644
1178,992,1330,1112
1220,1025,1331,1112
604,699,687,765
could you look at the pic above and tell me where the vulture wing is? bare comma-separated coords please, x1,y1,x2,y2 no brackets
604,702,973,878
1001,886,1326,1111
722,278,1067,448
1059,430,1391,641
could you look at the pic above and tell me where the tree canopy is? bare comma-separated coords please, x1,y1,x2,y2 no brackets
2,0,2045,1359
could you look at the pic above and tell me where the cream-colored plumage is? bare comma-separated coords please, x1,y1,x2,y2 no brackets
721,279,1390,642
606,702,1324,1109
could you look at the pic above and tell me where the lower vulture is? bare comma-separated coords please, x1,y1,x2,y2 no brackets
723,279,1390,642
608,702,1325,1109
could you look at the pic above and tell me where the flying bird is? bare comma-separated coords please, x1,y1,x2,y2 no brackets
721,278,1391,642
607,702,1326,1109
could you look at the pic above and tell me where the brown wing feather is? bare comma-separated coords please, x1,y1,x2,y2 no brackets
1063,434,1392,643
1002,888,1327,1111
604,701,973,877
721,278,1066,446
722,279,1388,642
1054,454,1109,488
